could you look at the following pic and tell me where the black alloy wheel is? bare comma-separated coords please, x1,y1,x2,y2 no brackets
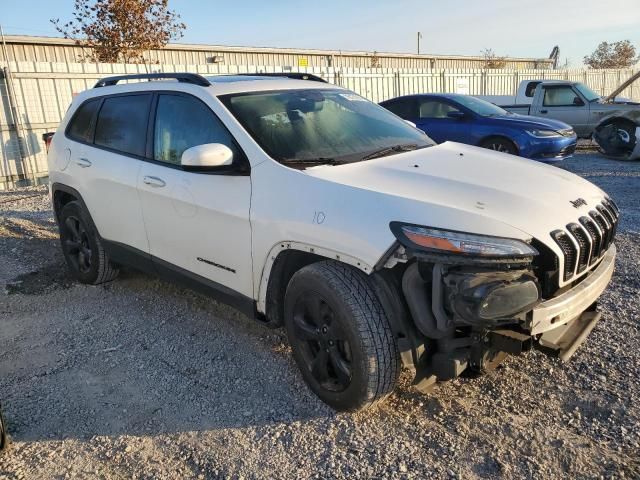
291,291,353,392
61,215,93,274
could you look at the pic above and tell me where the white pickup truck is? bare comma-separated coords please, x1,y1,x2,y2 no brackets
479,79,640,159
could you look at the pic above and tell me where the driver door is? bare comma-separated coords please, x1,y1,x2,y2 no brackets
538,85,590,136
137,92,254,299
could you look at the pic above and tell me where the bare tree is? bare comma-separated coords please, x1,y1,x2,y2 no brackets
51,0,186,64
584,40,638,69
480,48,507,69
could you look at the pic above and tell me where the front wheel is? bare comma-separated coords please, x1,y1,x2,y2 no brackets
284,261,400,411
480,137,518,155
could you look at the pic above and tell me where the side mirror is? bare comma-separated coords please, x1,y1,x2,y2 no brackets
447,111,466,119
573,96,585,106
181,143,233,169
404,119,417,128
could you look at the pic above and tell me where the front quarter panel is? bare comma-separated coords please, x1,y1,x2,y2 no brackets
249,158,532,307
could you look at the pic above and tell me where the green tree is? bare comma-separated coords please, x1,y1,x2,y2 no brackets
52,0,186,63
584,40,638,69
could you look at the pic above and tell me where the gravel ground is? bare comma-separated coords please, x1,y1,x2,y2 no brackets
0,151,638,479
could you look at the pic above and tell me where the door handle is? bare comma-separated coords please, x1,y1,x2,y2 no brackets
76,158,92,168
540,110,548,114
143,176,166,188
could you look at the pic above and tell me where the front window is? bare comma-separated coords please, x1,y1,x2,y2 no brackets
451,95,508,117
153,93,241,166
574,82,601,102
543,86,583,107
220,89,434,167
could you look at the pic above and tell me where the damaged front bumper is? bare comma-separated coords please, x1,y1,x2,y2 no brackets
395,244,616,391
528,244,615,335
527,244,616,361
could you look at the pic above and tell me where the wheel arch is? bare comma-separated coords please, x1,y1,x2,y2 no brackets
477,134,520,154
257,242,374,326
52,183,84,221
51,183,104,238
595,114,638,130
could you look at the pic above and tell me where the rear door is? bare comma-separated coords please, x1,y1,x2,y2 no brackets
534,85,590,136
137,92,253,298
66,93,151,253
381,97,419,123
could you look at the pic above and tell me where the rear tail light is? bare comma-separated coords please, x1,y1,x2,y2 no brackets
42,132,55,153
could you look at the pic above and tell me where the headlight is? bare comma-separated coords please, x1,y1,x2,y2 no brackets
526,129,563,138
390,223,538,258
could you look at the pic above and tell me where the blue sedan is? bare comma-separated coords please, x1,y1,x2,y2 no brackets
380,94,577,162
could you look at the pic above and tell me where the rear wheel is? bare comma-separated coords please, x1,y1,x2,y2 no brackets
0,405,7,452
284,261,400,411
480,137,518,155
59,201,119,285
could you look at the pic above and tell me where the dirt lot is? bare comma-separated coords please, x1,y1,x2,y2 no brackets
0,151,639,479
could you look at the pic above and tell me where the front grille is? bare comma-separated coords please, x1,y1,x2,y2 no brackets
579,217,602,261
568,223,590,273
551,230,577,281
551,199,619,282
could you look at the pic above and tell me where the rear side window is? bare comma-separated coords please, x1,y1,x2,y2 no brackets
525,81,541,97
67,99,100,142
418,100,460,119
94,94,151,156
153,94,240,165
383,98,416,119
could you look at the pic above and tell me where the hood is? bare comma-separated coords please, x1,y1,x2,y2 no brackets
304,142,607,248
491,113,572,132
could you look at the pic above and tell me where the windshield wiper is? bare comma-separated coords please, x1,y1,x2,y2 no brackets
280,157,344,168
360,143,423,161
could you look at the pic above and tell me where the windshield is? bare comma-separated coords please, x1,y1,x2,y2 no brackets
220,89,434,166
574,82,601,102
452,95,508,117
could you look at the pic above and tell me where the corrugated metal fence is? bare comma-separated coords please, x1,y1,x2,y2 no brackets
1,61,639,188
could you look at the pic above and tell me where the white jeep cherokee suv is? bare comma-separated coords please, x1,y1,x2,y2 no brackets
48,72,618,411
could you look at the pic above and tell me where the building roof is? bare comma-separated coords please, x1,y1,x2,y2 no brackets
1,34,553,65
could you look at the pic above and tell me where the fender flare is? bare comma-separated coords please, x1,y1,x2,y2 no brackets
50,183,103,235
595,111,640,129
256,241,374,314
51,183,87,219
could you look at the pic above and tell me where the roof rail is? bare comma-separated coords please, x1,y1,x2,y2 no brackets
239,72,327,83
94,72,211,88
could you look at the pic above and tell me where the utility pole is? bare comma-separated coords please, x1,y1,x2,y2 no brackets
417,32,423,55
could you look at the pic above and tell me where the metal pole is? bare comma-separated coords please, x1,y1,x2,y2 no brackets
417,32,422,55
1,24,34,184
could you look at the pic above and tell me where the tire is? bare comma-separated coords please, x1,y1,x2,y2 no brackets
480,137,518,155
284,261,400,411
596,119,637,160
0,405,7,452
58,201,119,285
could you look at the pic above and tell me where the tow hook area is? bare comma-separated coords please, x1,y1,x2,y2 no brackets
534,310,602,362
413,329,533,393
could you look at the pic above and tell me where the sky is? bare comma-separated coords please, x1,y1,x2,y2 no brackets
1,0,639,66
